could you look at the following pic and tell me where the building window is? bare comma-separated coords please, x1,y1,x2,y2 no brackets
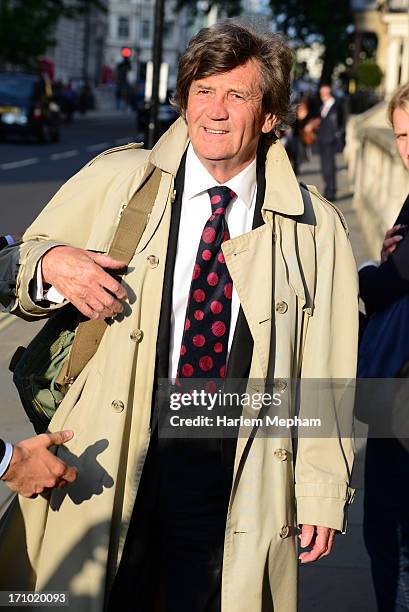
118,16,130,39
164,21,173,43
141,19,150,40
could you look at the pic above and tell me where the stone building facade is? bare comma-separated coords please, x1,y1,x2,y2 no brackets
104,0,191,92
47,1,109,85
351,0,409,96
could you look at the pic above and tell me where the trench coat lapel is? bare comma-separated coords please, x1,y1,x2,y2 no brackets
222,137,305,380
222,224,273,379
154,153,187,381
135,119,190,255
226,148,266,379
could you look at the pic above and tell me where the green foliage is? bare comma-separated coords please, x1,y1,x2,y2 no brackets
355,59,383,89
268,0,353,82
0,0,106,70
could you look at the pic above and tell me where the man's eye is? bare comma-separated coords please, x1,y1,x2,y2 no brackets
198,89,210,95
231,93,244,101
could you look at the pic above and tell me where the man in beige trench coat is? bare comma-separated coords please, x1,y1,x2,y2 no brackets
0,21,358,612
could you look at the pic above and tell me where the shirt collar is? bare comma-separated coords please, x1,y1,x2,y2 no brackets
148,117,304,216
322,97,335,113
184,143,257,210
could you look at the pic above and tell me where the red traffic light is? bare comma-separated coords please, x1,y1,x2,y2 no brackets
121,47,132,59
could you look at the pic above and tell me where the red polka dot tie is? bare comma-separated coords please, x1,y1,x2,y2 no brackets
177,186,236,381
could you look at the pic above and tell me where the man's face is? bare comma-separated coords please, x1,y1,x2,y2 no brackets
319,86,332,103
185,60,276,182
393,106,409,171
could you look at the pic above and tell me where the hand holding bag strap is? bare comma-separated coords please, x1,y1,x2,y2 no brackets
59,166,163,388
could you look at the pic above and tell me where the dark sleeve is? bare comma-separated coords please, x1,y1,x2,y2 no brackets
360,242,409,313
0,439,5,463
337,101,345,130
308,95,321,117
0,236,8,251
360,196,409,313
395,194,409,226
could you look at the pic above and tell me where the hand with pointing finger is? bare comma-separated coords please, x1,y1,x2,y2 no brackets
1,430,78,498
41,246,128,320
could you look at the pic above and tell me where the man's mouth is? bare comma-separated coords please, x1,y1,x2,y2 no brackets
203,127,228,134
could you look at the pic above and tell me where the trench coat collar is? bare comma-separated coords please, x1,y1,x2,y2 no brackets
148,117,304,217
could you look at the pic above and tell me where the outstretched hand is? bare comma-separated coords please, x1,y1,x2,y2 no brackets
1,430,78,498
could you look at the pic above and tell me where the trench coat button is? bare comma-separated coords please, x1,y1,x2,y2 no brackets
275,301,288,314
111,400,125,413
275,379,287,392
130,329,144,343
147,255,159,268
279,525,290,539
274,448,288,462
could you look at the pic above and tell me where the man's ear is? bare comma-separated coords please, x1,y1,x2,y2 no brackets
261,114,277,134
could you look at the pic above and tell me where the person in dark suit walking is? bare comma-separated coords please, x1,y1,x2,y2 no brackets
316,84,345,201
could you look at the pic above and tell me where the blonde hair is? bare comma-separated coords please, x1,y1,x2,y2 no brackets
388,82,409,124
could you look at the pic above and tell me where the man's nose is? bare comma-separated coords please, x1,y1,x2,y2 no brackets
206,95,229,120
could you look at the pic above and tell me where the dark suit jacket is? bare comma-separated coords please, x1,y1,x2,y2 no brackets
317,99,344,146
360,195,409,314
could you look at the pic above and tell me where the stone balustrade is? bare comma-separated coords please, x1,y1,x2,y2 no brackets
347,110,409,259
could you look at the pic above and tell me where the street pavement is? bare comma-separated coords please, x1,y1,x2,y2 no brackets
0,115,377,610
0,110,142,233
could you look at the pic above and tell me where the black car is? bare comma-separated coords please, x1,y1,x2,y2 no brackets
0,73,61,143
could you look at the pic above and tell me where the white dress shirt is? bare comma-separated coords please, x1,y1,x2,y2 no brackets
4,235,15,246
321,97,335,118
169,144,257,379
0,441,13,479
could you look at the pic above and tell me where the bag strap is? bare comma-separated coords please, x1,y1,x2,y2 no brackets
58,166,163,389
107,165,162,264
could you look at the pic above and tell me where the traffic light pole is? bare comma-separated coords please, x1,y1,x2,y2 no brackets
147,0,165,149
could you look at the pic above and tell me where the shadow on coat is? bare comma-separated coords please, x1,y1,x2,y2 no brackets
51,438,114,511
0,505,115,610
41,520,112,608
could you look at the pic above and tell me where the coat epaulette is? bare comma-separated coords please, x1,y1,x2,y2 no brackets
88,142,145,166
300,182,349,236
